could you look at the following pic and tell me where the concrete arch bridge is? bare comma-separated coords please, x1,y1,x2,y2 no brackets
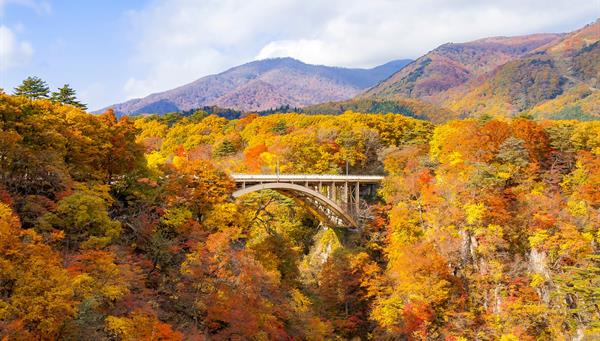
231,174,384,228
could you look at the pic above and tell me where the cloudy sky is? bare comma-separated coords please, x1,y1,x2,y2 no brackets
1,0,598,110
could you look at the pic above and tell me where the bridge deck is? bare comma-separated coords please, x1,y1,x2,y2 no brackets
231,174,384,183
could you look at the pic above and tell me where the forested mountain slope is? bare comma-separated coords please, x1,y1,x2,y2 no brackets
363,19,599,121
445,20,600,118
365,33,562,100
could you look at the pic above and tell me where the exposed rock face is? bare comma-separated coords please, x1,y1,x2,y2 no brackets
529,247,549,278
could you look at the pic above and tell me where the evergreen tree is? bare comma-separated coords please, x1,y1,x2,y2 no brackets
13,76,50,99
272,120,287,135
213,140,236,158
496,136,530,167
51,84,87,110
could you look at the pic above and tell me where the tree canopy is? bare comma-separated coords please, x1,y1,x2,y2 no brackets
13,76,50,99
1,92,598,339
51,84,87,110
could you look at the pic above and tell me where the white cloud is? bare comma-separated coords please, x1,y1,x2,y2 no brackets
0,0,50,16
123,0,599,99
256,0,599,66
0,25,33,71
0,0,51,71
122,0,336,99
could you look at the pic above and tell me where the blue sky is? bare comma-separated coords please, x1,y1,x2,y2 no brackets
1,1,144,109
1,0,598,110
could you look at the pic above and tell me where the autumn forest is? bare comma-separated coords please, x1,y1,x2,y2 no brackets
0,78,599,340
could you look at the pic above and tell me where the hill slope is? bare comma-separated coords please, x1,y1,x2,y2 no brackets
444,20,600,118
365,33,562,101
102,58,411,115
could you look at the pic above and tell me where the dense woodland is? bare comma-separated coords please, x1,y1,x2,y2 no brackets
0,88,599,340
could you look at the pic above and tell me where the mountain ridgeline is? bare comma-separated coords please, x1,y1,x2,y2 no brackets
102,19,599,122
103,58,412,115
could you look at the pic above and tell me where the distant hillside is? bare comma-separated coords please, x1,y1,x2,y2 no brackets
302,97,457,123
365,33,562,101
444,20,600,118
101,58,411,115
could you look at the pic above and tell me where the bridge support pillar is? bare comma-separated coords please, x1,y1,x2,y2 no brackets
355,182,360,216
344,181,349,211
332,183,337,203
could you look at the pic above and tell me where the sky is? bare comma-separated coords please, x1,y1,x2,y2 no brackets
1,0,598,110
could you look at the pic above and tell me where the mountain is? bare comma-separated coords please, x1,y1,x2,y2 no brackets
365,19,600,120
365,33,563,101
101,58,412,115
444,20,600,118
103,21,598,120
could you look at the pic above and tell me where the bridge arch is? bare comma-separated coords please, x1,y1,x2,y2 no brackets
233,183,358,228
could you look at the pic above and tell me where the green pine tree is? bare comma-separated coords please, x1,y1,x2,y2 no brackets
51,84,87,110
272,120,287,135
496,136,530,168
213,140,237,158
13,76,50,99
